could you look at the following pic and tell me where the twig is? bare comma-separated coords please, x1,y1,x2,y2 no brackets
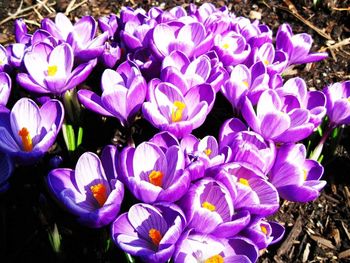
65,0,88,16
37,0,55,13
319,37,350,52
273,0,333,40
0,0,54,26
332,7,350,11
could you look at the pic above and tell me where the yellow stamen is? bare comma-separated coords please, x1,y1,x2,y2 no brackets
204,148,212,156
149,170,163,187
239,178,250,187
205,255,224,263
171,101,186,123
90,183,108,207
18,127,33,152
242,81,249,87
222,43,230,49
261,225,268,235
264,59,269,65
149,228,162,246
303,169,308,181
0,59,4,65
202,201,216,212
47,65,58,77
348,97,350,103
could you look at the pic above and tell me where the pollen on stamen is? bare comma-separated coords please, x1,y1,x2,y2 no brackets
242,80,249,87
261,225,268,235
239,178,250,187
204,148,212,156
303,169,308,181
264,59,269,65
205,254,224,263
202,201,216,212
171,101,186,123
222,43,230,49
148,170,163,187
47,65,58,77
149,228,162,246
18,127,33,152
90,183,108,207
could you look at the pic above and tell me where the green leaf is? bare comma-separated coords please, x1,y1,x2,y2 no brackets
125,252,136,263
76,126,83,148
48,224,61,253
62,123,76,151
317,125,323,137
331,127,339,139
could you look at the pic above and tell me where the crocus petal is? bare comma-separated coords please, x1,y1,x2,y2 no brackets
77,89,114,117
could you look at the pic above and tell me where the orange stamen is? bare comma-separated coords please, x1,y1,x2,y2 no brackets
205,254,224,263
149,228,162,246
90,183,108,207
18,127,33,152
204,148,212,156
261,225,268,235
148,170,163,187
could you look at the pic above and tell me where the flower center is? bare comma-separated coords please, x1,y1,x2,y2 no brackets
90,183,108,207
264,59,269,65
203,148,212,156
242,80,249,87
239,178,250,187
148,170,163,187
205,255,224,263
18,127,33,152
303,169,308,181
47,65,58,77
202,201,216,212
171,101,186,123
149,228,162,246
222,43,230,49
261,225,268,235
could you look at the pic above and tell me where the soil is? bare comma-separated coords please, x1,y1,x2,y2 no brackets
1,0,350,262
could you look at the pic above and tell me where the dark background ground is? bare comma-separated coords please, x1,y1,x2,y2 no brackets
0,0,350,262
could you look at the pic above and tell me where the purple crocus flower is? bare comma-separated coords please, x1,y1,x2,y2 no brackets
98,14,118,38
112,202,186,263
174,231,259,263
276,23,328,66
41,13,108,61
213,32,250,67
323,80,350,126
219,118,276,176
143,82,215,138
17,42,96,95
276,77,327,127
241,217,285,250
0,98,64,163
78,61,147,126
119,141,191,203
180,178,251,237
0,72,11,106
249,42,288,74
150,22,212,60
100,42,121,68
241,89,314,143
0,45,10,72
213,164,280,216
181,134,225,174
0,152,13,192
269,143,326,202
222,62,270,110
47,146,124,227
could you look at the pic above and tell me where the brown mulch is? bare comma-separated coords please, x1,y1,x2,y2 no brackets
1,1,350,262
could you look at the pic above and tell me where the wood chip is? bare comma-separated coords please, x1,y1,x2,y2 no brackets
339,249,350,259
277,216,303,257
310,235,336,250
341,221,350,241
344,186,350,207
331,228,341,246
302,243,310,262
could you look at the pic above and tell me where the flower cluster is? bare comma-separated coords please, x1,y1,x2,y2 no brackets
0,2,346,262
